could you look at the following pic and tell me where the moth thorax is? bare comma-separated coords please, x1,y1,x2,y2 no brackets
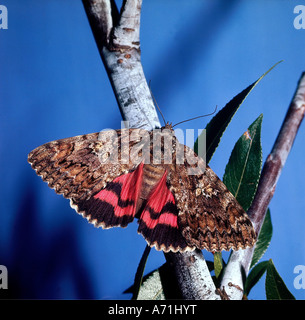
152,129,177,165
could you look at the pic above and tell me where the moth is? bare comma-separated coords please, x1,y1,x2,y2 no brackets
28,123,256,252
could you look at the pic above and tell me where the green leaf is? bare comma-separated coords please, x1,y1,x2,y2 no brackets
265,259,295,300
250,209,273,268
223,114,263,211
131,245,151,300
244,260,269,296
194,61,282,164
214,252,223,279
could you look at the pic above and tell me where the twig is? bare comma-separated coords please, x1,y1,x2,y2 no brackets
220,72,305,299
82,0,220,300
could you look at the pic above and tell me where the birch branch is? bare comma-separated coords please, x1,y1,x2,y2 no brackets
165,250,221,300
82,0,220,300
83,0,159,130
220,72,305,299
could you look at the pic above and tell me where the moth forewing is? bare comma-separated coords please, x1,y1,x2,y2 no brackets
119,128,131,164
185,146,206,176
184,129,206,176
172,128,185,165
97,129,119,164
196,129,207,160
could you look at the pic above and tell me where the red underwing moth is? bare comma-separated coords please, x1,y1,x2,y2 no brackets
28,123,256,253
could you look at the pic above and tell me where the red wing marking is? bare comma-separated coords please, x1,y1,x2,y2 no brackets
137,171,191,252
74,163,144,228
93,162,144,218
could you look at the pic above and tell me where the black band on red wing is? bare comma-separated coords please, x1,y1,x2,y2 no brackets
143,202,178,220
74,197,134,228
137,170,194,252
138,222,192,252
73,163,144,228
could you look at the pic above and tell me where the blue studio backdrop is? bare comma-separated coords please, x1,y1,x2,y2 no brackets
1,1,305,299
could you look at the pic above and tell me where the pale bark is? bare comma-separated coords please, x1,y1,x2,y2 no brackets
165,250,221,300
83,0,159,130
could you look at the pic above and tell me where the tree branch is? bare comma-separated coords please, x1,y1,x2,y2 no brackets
82,0,220,300
165,250,221,300
220,72,305,299
83,0,159,130
82,0,117,48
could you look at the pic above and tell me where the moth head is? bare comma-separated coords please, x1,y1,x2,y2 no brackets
162,122,173,131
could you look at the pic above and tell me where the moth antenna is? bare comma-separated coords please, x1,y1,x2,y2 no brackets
172,106,218,128
149,80,167,126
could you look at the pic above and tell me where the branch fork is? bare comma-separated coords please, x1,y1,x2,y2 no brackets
83,0,159,130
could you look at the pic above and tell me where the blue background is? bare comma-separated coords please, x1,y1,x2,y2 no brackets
1,0,305,299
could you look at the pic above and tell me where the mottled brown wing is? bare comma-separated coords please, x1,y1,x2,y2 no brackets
168,144,256,252
28,129,147,228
